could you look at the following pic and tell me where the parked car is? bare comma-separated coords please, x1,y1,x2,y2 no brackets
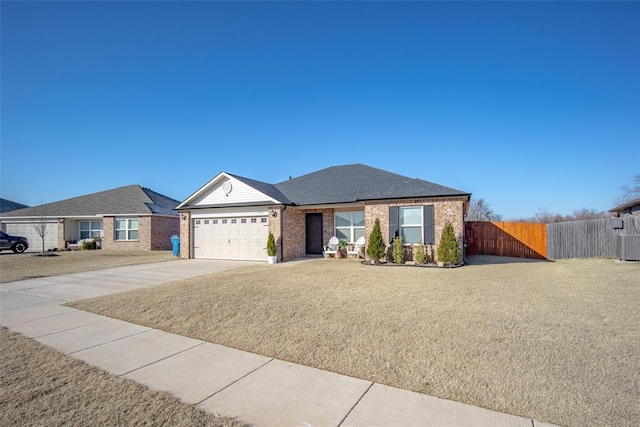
0,231,29,253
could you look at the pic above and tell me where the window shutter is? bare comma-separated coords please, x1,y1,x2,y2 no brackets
423,205,435,244
388,206,399,243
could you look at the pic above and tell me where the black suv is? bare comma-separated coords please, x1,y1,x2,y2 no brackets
0,231,29,253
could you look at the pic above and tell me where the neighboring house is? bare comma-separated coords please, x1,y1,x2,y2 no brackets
609,197,640,217
177,164,471,263
0,198,29,214
0,185,180,252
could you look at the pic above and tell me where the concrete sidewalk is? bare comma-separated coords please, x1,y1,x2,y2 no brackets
1,260,559,427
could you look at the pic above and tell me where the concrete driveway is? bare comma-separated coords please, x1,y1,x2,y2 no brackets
0,259,258,324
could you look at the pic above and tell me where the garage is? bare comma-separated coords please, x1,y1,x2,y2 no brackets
4,221,58,252
192,214,269,261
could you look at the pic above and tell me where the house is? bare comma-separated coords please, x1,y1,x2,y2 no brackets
0,185,180,251
177,164,471,263
609,197,640,217
0,198,29,214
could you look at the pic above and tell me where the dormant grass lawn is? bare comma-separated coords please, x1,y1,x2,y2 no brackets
70,256,640,427
0,250,175,283
0,327,244,426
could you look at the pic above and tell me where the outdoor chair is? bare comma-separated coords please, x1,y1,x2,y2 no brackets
347,236,366,259
323,236,340,258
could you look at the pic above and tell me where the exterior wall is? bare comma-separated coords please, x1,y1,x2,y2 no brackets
365,197,467,263
57,220,65,249
180,211,191,258
150,216,180,250
280,207,335,261
102,216,174,251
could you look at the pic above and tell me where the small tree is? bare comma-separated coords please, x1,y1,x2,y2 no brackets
266,232,277,257
392,236,404,264
415,240,428,265
367,218,385,264
437,221,459,265
33,205,47,255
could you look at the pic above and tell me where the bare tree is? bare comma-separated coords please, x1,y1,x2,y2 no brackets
33,204,47,255
467,198,502,221
616,172,640,205
571,208,607,220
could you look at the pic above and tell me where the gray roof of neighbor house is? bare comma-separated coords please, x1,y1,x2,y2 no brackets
274,164,470,205
0,198,29,214
0,185,180,218
609,197,640,213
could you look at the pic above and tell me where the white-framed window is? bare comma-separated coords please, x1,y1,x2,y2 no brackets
400,207,422,244
80,221,102,239
335,212,365,242
115,218,139,240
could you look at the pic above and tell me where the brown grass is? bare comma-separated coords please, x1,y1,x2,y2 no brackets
0,327,245,427
70,257,640,427
0,250,176,283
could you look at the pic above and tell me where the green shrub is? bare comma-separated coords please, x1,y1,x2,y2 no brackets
82,240,96,250
392,236,405,264
414,240,428,265
367,218,385,263
437,221,459,265
266,232,277,256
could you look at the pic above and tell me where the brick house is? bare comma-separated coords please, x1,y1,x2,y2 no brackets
177,164,471,263
0,185,180,251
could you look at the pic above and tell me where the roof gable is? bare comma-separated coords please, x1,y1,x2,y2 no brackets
0,185,179,218
177,173,289,209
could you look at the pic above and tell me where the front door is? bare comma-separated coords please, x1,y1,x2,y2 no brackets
305,213,323,255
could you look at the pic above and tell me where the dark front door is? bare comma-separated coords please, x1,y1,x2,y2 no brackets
305,213,323,255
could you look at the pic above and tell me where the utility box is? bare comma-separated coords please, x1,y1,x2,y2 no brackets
617,234,640,261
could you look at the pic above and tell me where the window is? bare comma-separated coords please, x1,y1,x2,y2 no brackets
261,218,267,223
213,219,218,224
335,212,365,242
231,219,237,224
251,218,257,223
388,205,434,244
400,207,422,244
204,219,209,224
80,221,102,239
222,219,227,224
241,218,247,224
115,218,139,240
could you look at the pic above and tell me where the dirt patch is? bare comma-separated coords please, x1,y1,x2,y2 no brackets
0,327,245,426
0,250,176,283
71,257,640,427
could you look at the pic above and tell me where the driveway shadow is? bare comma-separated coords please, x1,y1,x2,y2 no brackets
465,255,550,265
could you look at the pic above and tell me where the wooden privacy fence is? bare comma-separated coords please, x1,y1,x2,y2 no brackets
466,216,640,260
547,216,640,259
465,221,547,259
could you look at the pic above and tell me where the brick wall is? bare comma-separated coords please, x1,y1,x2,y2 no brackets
365,197,467,263
100,215,178,251
280,207,335,261
179,211,191,258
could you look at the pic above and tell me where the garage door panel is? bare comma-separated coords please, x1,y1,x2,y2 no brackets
193,216,267,261
5,222,58,252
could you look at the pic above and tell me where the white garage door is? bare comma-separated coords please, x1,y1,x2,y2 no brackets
193,216,269,261
4,222,58,252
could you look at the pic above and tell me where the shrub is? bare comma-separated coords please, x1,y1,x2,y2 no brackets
392,236,405,264
266,232,277,256
367,218,385,263
437,221,459,265
82,240,96,250
414,240,428,265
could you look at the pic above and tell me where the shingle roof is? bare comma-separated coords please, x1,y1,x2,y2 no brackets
274,164,469,205
0,185,180,217
0,198,29,214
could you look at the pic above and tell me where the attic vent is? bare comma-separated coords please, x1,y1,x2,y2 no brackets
617,235,640,261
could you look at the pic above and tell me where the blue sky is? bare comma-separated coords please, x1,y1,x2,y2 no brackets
2,1,638,219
